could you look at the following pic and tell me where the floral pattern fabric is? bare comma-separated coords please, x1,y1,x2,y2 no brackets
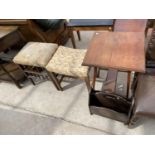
46,46,89,78
13,42,58,67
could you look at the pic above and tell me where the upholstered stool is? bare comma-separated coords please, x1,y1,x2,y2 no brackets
13,42,61,89
46,46,91,91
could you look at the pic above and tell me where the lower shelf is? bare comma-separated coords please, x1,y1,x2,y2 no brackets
89,106,128,123
89,89,131,123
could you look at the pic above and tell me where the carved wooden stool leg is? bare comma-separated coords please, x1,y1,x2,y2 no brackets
18,65,36,85
0,64,22,89
46,71,63,91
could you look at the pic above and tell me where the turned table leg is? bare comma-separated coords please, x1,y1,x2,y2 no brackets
127,71,131,98
92,67,97,89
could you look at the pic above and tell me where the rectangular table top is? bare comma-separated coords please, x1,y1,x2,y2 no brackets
0,26,20,52
114,19,148,32
0,26,18,39
83,32,145,73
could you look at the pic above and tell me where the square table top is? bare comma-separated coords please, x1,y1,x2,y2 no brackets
0,26,18,39
114,19,148,32
83,32,145,73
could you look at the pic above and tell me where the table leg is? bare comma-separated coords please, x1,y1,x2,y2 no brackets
97,68,100,77
69,29,76,48
127,71,131,98
77,30,81,41
92,67,97,89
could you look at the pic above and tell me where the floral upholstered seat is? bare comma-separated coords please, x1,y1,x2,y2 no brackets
46,46,89,78
12,42,61,89
13,42,58,67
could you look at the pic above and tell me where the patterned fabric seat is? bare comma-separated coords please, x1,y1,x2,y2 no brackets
13,42,58,67
12,42,61,90
46,46,91,91
46,46,89,78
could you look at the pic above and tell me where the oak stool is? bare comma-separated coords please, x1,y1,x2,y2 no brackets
13,42,60,90
46,46,91,91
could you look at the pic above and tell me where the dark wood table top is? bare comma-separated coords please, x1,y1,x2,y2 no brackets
114,19,148,32
0,20,27,25
0,26,20,52
0,26,18,39
83,32,145,73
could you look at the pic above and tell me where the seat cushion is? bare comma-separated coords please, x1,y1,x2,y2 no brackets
33,19,65,31
134,74,155,117
13,42,58,67
46,46,89,78
67,19,114,27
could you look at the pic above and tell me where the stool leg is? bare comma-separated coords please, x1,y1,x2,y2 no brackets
0,64,22,89
46,71,63,91
29,77,36,85
77,30,81,41
18,65,36,85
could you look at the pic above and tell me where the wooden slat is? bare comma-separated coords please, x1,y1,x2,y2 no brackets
71,26,112,31
102,69,118,93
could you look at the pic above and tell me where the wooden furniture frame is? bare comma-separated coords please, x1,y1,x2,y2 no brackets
89,88,135,124
0,26,26,52
128,21,155,127
83,32,145,98
0,19,69,45
0,62,23,88
83,31,145,124
18,65,62,90
114,19,149,34
128,73,155,127
45,46,91,91
67,19,115,48
47,74,91,91
0,26,26,88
